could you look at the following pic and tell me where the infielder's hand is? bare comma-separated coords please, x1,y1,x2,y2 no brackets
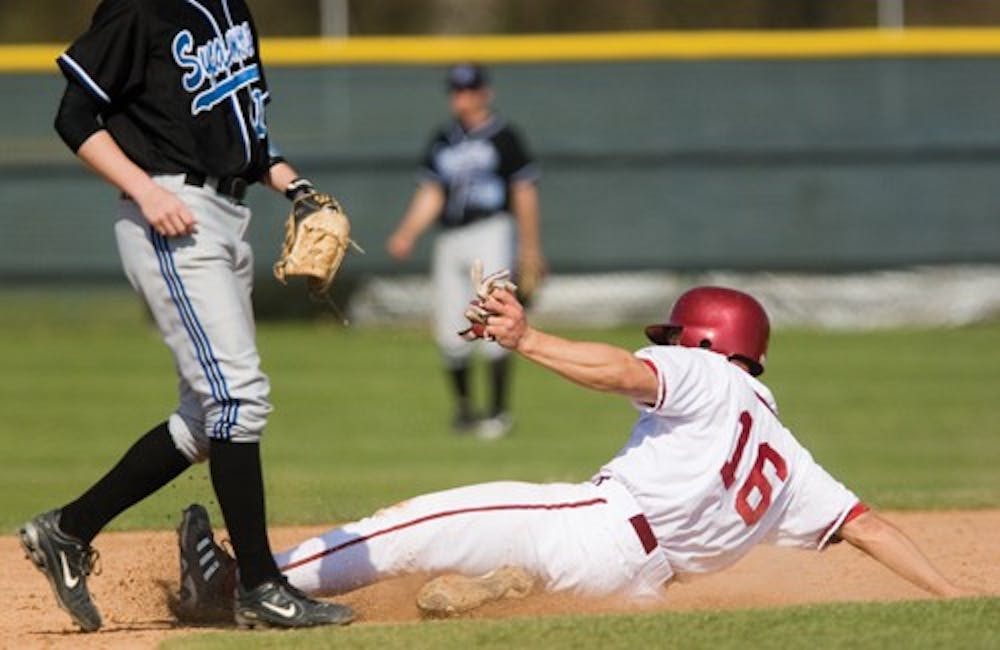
137,184,197,237
482,289,529,350
386,231,415,260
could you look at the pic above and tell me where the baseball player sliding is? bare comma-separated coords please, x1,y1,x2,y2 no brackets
178,284,969,618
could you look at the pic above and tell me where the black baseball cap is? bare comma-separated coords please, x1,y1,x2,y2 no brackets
446,63,489,91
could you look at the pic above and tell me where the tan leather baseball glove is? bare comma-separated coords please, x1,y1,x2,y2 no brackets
273,190,363,297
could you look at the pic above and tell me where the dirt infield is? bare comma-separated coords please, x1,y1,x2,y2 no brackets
5,510,999,649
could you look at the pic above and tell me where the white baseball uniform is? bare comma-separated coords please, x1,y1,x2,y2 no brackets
276,346,863,599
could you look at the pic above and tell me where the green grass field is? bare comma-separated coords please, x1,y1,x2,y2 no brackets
161,599,1000,650
2,289,998,648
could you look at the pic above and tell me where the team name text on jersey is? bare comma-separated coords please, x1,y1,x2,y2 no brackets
172,22,258,116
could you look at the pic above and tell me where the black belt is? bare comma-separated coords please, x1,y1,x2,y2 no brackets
441,211,505,229
184,172,248,202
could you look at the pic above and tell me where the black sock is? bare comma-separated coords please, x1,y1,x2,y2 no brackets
209,440,281,591
59,421,190,545
448,364,472,417
489,357,511,417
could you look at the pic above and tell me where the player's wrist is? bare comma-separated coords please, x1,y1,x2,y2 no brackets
515,327,538,355
518,239,541,253
395,229,418,245
131,179,164,205
284,177,315,201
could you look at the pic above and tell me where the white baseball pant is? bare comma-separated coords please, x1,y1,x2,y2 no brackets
275,478,674,600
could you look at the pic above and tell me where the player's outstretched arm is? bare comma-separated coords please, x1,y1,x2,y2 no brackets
483,289,658,403
837,511,970,597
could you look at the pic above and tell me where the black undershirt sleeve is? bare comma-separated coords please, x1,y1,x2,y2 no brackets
54,81,106,153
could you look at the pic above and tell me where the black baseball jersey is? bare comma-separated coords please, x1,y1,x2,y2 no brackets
58,0,273,181
420,118,539,229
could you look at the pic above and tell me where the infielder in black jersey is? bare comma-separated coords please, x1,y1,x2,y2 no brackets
387,63,546,439
18,0,353,631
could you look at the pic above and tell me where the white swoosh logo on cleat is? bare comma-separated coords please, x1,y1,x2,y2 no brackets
59,552,80,589
261,601,297,618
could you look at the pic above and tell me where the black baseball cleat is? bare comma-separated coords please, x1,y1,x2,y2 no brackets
235,579,355,629
19,509,102,632
177,504,237,623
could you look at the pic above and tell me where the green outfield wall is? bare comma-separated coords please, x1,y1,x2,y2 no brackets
1,31,999,282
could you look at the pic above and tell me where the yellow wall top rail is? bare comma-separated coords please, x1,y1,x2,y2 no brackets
3,28,1000,73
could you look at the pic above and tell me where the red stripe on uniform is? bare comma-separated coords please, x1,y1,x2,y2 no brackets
279,497,609,572
817,501,870,546
638,358,661,408
639,358,666,409
842,501,871,525
754,392,777,416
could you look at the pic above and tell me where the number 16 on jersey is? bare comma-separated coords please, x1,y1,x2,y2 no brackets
721,411,789,526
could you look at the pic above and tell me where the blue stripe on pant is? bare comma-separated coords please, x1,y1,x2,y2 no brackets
151,229,239,440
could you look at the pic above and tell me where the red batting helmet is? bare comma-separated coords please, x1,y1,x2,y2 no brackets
644,286,770,376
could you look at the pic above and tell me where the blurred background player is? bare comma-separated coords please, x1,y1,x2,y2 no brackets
386,63,545,439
